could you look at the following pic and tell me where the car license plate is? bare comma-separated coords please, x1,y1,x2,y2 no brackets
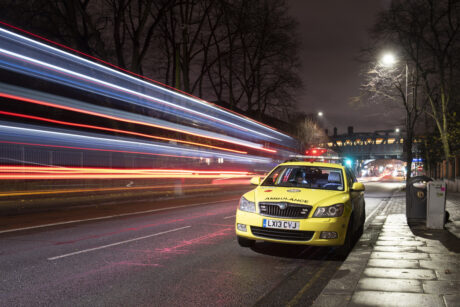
263,219,299,230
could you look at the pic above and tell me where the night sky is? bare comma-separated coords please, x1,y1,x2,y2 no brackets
288,0,403,135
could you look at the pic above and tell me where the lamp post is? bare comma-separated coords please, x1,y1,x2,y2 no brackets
380,52,415,180
381,53,410,146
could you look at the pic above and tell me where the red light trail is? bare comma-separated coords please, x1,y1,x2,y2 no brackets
0,140,200,160
0,165,252,180
0,92,276,153
0,110,248,154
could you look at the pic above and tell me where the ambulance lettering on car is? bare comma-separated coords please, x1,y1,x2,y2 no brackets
235,157,365,256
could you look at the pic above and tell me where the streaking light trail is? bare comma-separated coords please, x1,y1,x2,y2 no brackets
0,45,281,142
0,22,293,141
0,90,275,153
0,166,252,180
0,124,273,163
0,110,249,154
0,23,297,187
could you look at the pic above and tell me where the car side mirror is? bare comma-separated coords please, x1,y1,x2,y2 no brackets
351,182,365,191
250,176,262,185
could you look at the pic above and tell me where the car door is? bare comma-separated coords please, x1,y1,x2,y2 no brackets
346,169,364,231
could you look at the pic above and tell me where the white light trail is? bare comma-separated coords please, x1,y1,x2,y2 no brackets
0,27,293,140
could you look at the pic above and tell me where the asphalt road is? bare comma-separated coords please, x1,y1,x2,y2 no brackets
0,182,403,306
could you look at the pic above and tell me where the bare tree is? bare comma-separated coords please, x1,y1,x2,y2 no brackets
373,0,460,168
217,0,301,119
0,0,108,58
1,0,302,127
106,0,175,74
156,0,217,92
355,57,425,180
292,114,328,151
152,0,301,120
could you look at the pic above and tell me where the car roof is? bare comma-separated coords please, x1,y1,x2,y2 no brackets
278,161,345,170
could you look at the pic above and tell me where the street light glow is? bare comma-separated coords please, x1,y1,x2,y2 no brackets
395,128,400,133
318,111,323,117
381,53,396,67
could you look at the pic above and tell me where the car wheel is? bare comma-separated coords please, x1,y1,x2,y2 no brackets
337,217,354,259
357,207,365,238
356,222,364,242
237,236,255,248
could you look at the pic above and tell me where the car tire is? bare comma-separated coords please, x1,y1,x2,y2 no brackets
237,236,255,248
357,207,365,239
357,222,364,238
337,217,354,259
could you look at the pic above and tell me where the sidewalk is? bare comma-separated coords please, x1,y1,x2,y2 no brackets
312,191,460,307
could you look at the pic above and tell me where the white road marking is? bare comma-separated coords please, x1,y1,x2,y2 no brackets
48,226,191,260
223,215,236,219
0,198,239,234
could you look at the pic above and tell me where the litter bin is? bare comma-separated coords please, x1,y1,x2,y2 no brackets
406,176,433,221
426,181,447,229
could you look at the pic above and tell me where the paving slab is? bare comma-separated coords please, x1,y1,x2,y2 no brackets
373,246,417,252
344,251,372,263
416,246,451,253
434,269,460,281
378,236,416,241
379,230,415,235
367,259,419,269
352,243,374,252
370,251,429,260
375,240,425,246
425,241,449,247
363,268,436,280
429,254,460,262
350,291,444,307
443,294,460,307
357,278,422,293
312,294,352,307
423,280,460,294
382,226,412,230
419,260,460,270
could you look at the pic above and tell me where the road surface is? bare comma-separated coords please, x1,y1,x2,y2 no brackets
0,182,403,306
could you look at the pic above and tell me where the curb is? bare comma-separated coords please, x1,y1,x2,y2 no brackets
312,197,394,306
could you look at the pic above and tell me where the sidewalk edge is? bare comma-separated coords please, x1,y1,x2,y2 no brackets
311,197,392,307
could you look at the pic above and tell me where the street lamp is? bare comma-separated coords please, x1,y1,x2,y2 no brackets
317,111,323,117
395,128,400,133
380,52,408,104
381,53,396,67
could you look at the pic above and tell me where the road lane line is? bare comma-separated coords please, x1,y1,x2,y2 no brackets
48,225,191,260
223,215,235,219
286,264,328,307
0,198,239,234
